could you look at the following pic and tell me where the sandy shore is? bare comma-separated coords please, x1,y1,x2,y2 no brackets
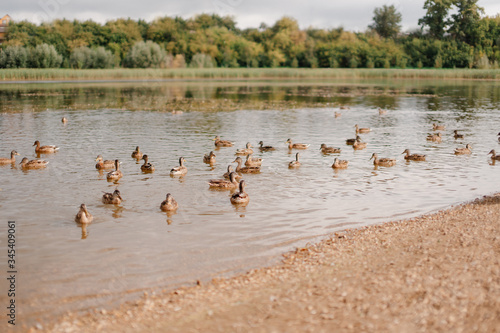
47,194,500,332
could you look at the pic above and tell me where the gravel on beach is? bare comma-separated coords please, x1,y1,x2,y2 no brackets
47,194,500,333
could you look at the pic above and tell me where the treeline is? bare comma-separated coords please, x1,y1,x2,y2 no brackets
1,1,499,69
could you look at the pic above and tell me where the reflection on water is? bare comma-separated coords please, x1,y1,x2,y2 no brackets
0,79,500,328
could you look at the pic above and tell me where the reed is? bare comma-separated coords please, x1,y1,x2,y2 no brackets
1,68,500,81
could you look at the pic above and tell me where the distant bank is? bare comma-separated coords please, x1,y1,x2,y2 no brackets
1,68,500,82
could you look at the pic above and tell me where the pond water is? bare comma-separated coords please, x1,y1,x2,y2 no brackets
0,78,499,329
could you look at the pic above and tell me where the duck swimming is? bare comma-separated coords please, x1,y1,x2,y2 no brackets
235,142,253,155
140,155,155,172
427,132,442,142
19,157,49,169
453,130,464,139
355,124,370,134
203,151,216,165
95,155,115,170
433,123,445,131
75,204,93,224
106,160,123,180
214,136,234,147
454,144,472,155
170,157,187,176
286,139,310,150
346,135,362,145
0,150,19,165
160,193,178,212
320,144,341,154
370,153,396,167
402,149,426,161
208,171,239,189
33,140,59,154
102,189,123,205
488,150,500,161
258,141,275,151
245,154,263,167
230,180,250,205
332,158,349,169
288,153,301,168
131,146,143,159
233,156,260,173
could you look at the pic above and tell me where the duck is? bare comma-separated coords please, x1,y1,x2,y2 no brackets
378,108,387,115
454,144,472,155
355,124,371,134
61,117,68,124
131,146,143,159
488,150,500,161
95,155,115,170
245,154,263,167
402,149,426,161
370,153,396,167
288,153,301,168
75,204,93,224
33,140,59,154
208,172,239,189
498,132,500,142
320,144,341,154
332,158,349,169
223,165,242,180
340,105,349,110
433,123,445,131
258,141,275,151
160,193,178,212
170,157,187,176
140,155,155,172
235,142,253,155
233,157,260,173
0,150,20,165
230,180,250,205
286,139,310,150
203,151,216,164
427,132,442,142
453,130,464,139
334,112,341,118
346,135,362,145
214,136,234,147
106,160,123,180
102,189,123,205
19,157,49,169
353,138,367,150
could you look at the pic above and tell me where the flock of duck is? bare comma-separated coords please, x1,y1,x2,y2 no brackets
1,115,500,225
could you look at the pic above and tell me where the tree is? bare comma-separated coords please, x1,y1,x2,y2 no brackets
448,0,485,46
369,5,402,39
418,0,453,39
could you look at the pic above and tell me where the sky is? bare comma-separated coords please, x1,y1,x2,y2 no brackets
3,0,500,32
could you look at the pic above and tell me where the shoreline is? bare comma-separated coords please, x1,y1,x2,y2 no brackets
46,193,500,332
2,68,500,83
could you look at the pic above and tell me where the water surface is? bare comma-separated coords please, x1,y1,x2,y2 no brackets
0,79,499,328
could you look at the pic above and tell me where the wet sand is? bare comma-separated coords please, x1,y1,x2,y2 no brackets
48,194,500,332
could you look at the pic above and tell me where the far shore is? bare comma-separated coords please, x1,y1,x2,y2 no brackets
2,67,500,83
46,193,500,332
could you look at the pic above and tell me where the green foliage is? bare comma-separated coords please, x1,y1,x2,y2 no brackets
29,44,63,68
0,46,29,68
369,5,402,39
419,0,453,39
449,0,485,46
123,41,167,68
69,46,115,69
189,53,216,68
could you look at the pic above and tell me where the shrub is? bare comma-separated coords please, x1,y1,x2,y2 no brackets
123,41,167,68
189,53,216,68
29,44,63,68
0,46,29,68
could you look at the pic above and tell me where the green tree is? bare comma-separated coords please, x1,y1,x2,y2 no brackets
418,0,453,39
369,5,402,39
123,41,167,68
448,0,485,46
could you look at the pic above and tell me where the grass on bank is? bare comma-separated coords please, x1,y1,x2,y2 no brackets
1,68,500,81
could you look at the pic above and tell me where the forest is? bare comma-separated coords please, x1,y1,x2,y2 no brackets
0,0,499,70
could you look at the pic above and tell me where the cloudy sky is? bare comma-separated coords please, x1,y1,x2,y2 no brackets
3,0,500,31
